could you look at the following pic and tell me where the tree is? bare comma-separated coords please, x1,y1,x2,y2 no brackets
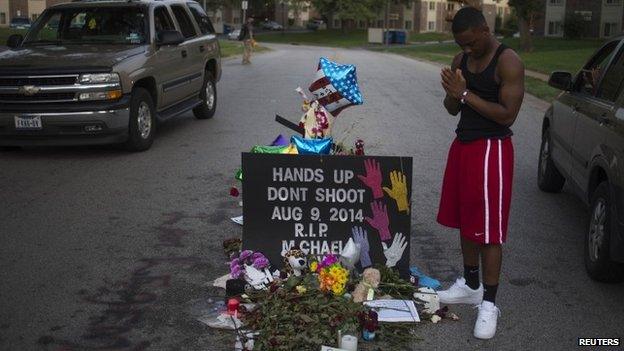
563,12,584,39
508,0,542,52
287,0,310,27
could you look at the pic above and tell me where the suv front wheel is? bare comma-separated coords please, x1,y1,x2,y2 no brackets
585,181,624,283
125,87,155,151
193,71,217,119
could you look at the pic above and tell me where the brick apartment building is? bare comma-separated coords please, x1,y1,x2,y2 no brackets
536,0,624,38
317,0,510,33
0,0,67,27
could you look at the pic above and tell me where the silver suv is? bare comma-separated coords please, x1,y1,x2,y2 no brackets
0,0,221,151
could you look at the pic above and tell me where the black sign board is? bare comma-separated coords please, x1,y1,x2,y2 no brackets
242,153,413,276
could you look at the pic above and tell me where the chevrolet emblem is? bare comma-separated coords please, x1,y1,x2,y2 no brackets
19,85,40,96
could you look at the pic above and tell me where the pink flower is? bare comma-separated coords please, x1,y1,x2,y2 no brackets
239,250,253,261
320,254,338,268
230,258,240,269
252,252,265,260
231,265,243,279
252,257,269,270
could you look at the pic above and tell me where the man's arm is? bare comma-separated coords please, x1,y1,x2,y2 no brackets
442,53,463,116
462,51,525,126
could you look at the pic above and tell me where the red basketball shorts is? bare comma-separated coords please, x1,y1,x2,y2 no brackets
437,137,514,245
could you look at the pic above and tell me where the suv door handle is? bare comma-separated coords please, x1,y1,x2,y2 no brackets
181,50,187,58
598,113,611,125
199,45,205,52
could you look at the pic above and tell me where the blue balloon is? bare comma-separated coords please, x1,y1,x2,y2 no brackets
291,135,332,155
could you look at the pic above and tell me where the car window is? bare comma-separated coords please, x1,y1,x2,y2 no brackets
154,6,175,33
597,47,624,102
575,41,619,96
187,2,214,34
170,5,196,39
24,7,147,45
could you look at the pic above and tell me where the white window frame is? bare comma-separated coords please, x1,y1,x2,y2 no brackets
429,2,435,11
428,21,435,31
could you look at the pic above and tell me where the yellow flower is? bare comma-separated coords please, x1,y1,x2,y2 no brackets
332,284,344,296
296,285,307,294
310,261,318,272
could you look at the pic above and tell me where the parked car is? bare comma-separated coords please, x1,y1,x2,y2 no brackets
262,20,283,31
9,17,31,29
228,29,241,40
0,0,222,151
539,37,624,282
306,19,324,30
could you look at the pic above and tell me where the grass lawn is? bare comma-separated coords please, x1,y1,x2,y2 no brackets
375,37,604,102
525,76,561,102
376,37,603,74
255,29,453,48
219,40,270,58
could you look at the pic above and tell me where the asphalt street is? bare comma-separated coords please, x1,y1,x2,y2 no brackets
1,43,623,351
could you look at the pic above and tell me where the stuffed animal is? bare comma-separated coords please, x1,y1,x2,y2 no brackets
352,268,381,303
282,249,307,277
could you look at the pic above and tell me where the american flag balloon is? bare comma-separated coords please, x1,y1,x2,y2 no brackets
309,57,363,116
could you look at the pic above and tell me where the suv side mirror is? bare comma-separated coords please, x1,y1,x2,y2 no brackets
7,34,23,49
548,71,572,91
156,30,184,46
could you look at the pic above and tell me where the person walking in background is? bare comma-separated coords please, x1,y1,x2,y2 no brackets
239,17,254,65
436,7,524,340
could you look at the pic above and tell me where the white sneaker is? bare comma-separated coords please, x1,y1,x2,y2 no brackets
437,278,483,305
473,301,500,339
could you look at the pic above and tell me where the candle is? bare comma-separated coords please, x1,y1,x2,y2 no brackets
227,298,240,316
340,335,358,351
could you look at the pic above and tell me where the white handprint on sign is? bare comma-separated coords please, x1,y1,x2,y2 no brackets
382,233,407,267
244,265,274,290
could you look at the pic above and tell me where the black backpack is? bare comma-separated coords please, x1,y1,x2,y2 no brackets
238,25,248,41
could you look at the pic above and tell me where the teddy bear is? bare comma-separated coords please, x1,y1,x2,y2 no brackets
282,249,308,277
352,268,381,303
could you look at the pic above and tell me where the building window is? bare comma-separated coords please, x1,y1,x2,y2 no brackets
428,21,435,31
377,19,384,27
31,13,38,21
333,18,340,28
548,21,562,35
605,0,621,5
447,3,454,11
429,2,435,11
405,20,412,30
604,22,619,37
406,1,412,10
575,11,592,21
0,13,6,25
549,0,563,5
358,20,365,28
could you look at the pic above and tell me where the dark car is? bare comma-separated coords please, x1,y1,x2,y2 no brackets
9,17,31,29
539,38,624,282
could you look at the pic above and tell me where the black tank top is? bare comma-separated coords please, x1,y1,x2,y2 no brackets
456,44,513,142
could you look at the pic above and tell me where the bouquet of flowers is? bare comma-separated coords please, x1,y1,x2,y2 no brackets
230,250,270,279
315,254,349,296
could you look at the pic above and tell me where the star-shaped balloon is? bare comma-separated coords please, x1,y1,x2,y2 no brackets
309,57,363,116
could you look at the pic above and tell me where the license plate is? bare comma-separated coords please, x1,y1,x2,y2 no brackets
14,115,42,130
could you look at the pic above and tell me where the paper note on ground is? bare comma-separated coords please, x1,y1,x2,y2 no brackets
364,299,420,322
231,215,243,225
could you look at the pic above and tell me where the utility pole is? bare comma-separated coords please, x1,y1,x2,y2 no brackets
242,0,248,24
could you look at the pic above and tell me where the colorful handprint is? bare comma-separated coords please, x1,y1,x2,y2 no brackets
383,170,410,213
365,200,391,241
357,158,384,199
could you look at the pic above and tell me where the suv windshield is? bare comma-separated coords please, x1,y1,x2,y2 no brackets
24,7,148,45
